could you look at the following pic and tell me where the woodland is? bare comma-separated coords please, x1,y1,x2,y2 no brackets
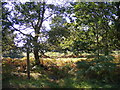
2,1,120,88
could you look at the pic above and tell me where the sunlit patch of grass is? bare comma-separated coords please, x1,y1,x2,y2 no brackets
40,58,87,67
45,52,65,57
113,54,120,64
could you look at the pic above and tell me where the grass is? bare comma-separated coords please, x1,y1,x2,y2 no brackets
2,52,120,88
3,73,120,88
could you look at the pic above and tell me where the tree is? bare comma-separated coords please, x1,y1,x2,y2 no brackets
69,2,117,56
25,38,31,79
2,2,22,58
47,4,75,54
112,2,120,50
2,2,45,65
3,2,69,66
48,15,71,52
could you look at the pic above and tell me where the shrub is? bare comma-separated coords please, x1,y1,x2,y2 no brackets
2,62,15,80
76,55,118,82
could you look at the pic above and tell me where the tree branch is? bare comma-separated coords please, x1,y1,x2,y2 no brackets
6,18,33,38
30,21,35,30
43,13,53,21
38,2,46,33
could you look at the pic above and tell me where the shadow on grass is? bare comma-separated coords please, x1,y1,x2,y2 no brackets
2,72,60,88
2,66,120,89
2,72,120,89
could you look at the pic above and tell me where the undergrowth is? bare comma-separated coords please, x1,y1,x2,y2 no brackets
2,54,120,88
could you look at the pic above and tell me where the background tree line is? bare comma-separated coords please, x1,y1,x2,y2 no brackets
2,1,120,66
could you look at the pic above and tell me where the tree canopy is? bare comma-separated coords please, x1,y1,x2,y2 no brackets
2,1,120,64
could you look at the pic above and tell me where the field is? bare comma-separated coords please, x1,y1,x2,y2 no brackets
2,52,120,88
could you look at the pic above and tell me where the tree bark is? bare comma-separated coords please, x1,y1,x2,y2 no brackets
27,47,30,79
96,31,100,59
33,36,40,65
34,47,40,65
26,39,30,79
33,37,44,67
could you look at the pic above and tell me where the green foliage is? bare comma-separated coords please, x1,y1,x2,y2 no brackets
76,55,118,82
2,62,15,80
72,40,94,55
31,65,44,73
2,2,16,55
45,65,72,79
68,2,118,55
48,15,71,52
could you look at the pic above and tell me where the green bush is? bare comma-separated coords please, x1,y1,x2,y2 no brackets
2,63,14,80
76,55,117,82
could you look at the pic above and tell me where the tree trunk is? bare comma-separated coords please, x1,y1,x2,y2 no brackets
96,33,100,59
40,50,45,56
34,47,40,65
27,47,30,79
33,36,40,65
33,37,44,67
32,2,45,66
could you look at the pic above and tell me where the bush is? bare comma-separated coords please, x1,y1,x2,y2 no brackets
76,55,118,82
2,62,15,80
